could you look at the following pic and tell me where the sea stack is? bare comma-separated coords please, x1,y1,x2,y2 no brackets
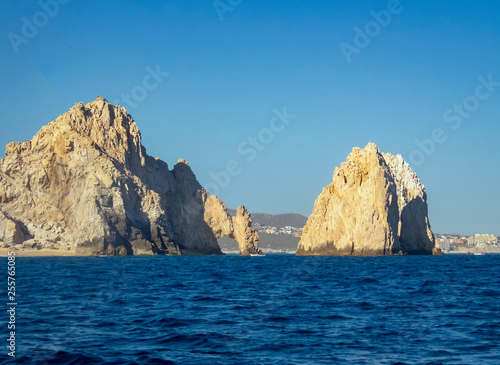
297,143,441,256
0,97,261,256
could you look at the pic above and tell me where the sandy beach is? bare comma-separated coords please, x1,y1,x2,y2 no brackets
0,248,82,257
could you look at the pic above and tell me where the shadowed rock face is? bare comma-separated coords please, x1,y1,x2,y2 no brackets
0,210,28,245
297,143,441,256
0,97,260,255
382,153,438,255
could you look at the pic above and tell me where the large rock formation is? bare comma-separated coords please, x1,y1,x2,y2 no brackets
297,143,440,256
0,97,260,255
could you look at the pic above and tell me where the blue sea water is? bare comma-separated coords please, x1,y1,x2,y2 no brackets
2,254,500,364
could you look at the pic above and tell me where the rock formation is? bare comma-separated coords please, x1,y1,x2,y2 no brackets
382,152,438,255
232,206,261,255
0,97,260,255
297,143,441,256
0,210,27,246
203,198,260,255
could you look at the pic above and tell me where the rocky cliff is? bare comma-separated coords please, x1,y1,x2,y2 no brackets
382,152,437,255
0,97,260,256
203,196,260,255
297,143,440,256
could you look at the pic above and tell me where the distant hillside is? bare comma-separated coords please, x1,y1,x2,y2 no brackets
220,210,306,254
228,210,307,229
218,233,299,254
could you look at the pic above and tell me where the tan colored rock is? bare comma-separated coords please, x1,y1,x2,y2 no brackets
0,210,27,245
232,206,261,255
202,194,261,255
0,97,260,256
203,193,234,239
382,153,439,255
297,143,440,256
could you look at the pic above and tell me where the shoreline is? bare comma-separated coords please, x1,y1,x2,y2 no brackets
0,248,82,257
2,247,498,257
443,248,500,255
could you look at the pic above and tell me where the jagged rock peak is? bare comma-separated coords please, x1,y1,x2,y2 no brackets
45,96,145,167
233,205,261,255
382,152,424,207
202,193,261,255
382,151,439,255
0,97,260,256
297,142,440,256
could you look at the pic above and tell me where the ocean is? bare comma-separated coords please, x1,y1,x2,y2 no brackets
3,254,499,364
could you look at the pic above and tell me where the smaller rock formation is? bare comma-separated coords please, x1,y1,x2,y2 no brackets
297,143,441,256
232,206,261,255
203,194,261,255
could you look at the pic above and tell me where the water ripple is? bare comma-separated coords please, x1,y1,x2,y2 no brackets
9,254,500,364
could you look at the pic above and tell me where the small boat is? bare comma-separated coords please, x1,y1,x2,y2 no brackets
251,253,265,257
474,253,485,256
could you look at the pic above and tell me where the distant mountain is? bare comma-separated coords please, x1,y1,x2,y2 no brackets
219,210,306,254
218,233,299,254
228,210,307,229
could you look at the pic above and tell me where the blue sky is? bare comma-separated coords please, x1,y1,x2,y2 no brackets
1,0,499,235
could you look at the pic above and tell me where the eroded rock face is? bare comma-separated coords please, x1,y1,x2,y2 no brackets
0,97,260,255
382,153,439,255
232,206,261,255
297,143,440,256
203,195,261,255
0,210,27,246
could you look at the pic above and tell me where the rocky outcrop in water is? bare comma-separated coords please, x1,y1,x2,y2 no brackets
382,152,438,255
0,97,260,255
203,199,261,255
297,143,440,256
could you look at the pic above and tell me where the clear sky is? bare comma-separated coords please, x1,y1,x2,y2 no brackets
1,0,499,236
